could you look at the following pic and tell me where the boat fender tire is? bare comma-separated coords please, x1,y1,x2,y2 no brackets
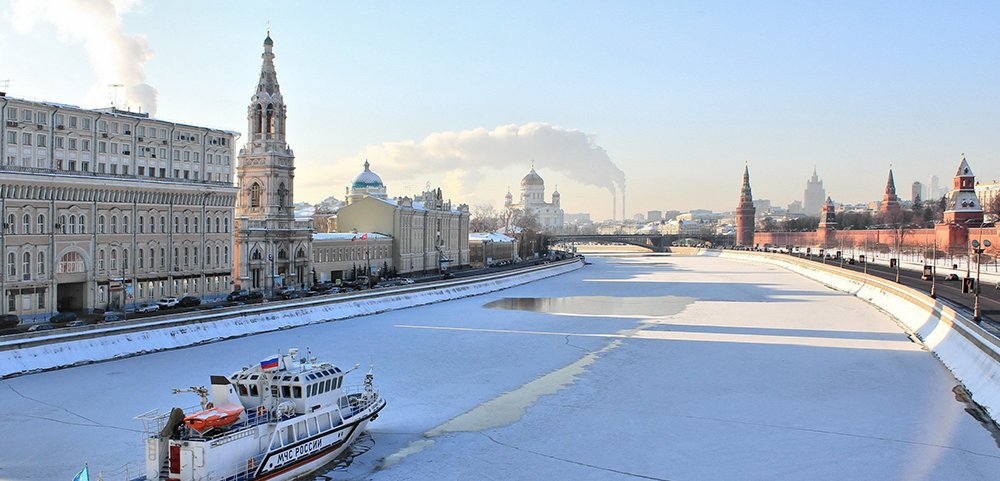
205,402,214,410
257,405,267,418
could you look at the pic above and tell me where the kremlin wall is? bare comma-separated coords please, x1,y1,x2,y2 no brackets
744,157,999,256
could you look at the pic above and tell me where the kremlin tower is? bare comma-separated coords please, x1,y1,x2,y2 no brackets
943,155,984,226
880,167,901,213
818,196,837,247
736,164,755,247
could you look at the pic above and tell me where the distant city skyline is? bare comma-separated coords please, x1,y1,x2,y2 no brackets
2,1,999,218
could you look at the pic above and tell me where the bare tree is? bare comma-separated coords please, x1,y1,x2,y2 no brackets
984,194,1000,223
513,208,541,232
470,203,501,232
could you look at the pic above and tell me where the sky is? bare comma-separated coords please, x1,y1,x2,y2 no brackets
2,1,1000,220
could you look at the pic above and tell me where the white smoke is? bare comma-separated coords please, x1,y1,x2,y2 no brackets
10,0,158,115
314,123,625,198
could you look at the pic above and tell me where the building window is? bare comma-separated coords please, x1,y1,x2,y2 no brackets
99,215,106,234
193,247,198,266
223,217,229,233
69,116,78,128
138,216,144,233
193,217,199,233
149,248,154,270
159,248,165,269
160,216,166,233
184,216,189,233
174,217,179,233
56,253,85,281
37,291,45,309
98,250,105,271
7,131,17,144
22,214,30,234
184,247,189,266
6,214,16,234
224,246,229,264
60,215,68,234
81,118,90,130
22,253,30,280
250,183,262,208
81,139,89,151
22,132,31,145
37,134,47,147
173,248,179,267
6,108,16,120
37,214,45,234
111,215,117,234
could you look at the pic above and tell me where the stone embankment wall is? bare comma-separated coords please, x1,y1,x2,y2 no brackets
680,247,1000,425
0,259,583,378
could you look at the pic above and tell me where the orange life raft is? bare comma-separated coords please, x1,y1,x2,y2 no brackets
183,403,244,433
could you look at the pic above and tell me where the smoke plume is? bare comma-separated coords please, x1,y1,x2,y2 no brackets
320,122,625,198
10,0,158,115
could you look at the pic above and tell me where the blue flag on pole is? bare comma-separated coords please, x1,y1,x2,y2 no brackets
73,466,89,481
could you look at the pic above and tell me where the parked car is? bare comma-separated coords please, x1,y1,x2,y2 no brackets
67,320,89,328
136,303,160,313
178,296,202,308
102,312,123,322
50,312,77,323
280,290,300,300
0,314,19,329
227,290,249,302
157,297,180,308
400,278,415,285
246,291,264,303
944,274,960,281
28,324,57,332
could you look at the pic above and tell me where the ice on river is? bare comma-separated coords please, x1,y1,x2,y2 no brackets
1,254,999,480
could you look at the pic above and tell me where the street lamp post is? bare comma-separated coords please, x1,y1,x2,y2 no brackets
972,239,991,324
268,253,274,299
930,244,937,297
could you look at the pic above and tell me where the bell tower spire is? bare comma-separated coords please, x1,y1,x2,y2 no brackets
234,33,313,294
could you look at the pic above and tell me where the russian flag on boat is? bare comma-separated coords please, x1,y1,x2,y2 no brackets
261,356,280,370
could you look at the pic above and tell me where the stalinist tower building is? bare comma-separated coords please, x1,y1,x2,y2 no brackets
234,35,313,292
736,164,755,247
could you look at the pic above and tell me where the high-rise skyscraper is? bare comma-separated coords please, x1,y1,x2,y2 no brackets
911,181,923,202
803,168,826,217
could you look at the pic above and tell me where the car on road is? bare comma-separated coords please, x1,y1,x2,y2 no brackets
102,312,122,322
28,324,57,332
50,312,77,323
227,290,249,302
157,297,180,308
178,296,202,308
136,303,159,313
246,291,264,303
944,274,960,281
67,320,89,328
0,314,19,329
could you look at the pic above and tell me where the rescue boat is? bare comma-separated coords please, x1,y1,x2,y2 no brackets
134,348,386,481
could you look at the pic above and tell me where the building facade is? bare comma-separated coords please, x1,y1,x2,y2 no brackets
504,165,564,229
0,93,238,319
234,35,313,293
337,190,470,276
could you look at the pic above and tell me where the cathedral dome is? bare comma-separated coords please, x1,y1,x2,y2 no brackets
352,161,384,189
521,168,544,187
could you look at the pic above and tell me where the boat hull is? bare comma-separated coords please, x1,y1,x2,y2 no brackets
254,398,386,481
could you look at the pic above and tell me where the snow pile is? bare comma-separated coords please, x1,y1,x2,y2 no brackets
0,259,582,378
715,249,1000,423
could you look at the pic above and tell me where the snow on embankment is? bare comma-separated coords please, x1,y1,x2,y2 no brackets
0,259,582,378
705,249,1000,424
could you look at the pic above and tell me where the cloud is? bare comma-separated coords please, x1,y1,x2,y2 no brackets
321,123,625,198
10,0,158,115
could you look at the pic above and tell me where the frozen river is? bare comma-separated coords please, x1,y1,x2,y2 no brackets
2,254,1000,480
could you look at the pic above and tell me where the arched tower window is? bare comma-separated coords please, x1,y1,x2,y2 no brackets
253,105,263,136
250,182,262,208
266,103,275,134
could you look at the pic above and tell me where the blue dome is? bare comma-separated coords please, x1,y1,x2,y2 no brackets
352,161,384,189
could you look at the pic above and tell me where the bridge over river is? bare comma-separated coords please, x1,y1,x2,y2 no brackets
1,254,998,480
548,233,734,251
